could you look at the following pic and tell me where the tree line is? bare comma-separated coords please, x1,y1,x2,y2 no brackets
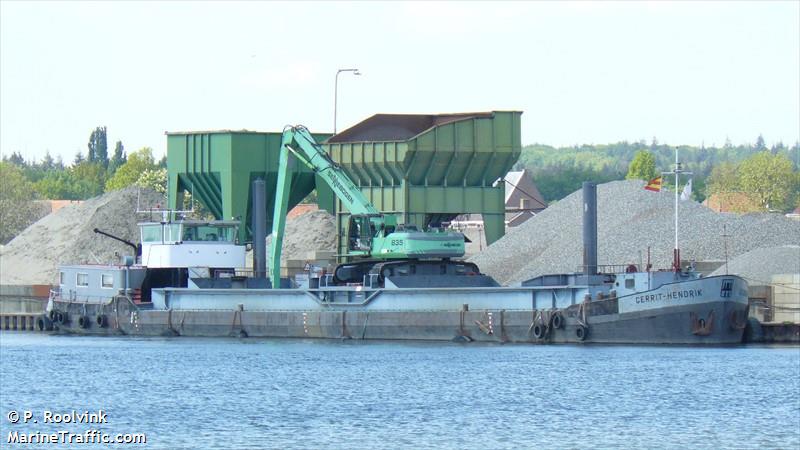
2,126,166,200
1,126,167,243
515,136,800,209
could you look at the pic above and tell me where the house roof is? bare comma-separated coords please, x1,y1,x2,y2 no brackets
703,193,761,213
499,170,548,210
327,112,501,143
503,171,525,204
33,199,83,214
287,203,319,220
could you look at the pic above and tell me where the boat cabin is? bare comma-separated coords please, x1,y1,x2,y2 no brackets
57,265,147,303
139,220,246,269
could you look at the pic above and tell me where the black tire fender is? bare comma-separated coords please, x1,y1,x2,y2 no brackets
576,325,587,341
552,312,564,330
532,323,546,339
37,317,53,331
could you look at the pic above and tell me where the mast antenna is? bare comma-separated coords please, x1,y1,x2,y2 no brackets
721,225,732,275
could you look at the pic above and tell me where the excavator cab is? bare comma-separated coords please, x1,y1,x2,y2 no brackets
346,214,397,254
347,215,374,252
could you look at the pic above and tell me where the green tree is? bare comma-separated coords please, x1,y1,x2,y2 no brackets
514,140,773,203
108,140,126,174
134,168,212,217
135,168,167,194
754,134,766,151
0,162,44,243
738,151,795,210
105,147,157,192
707,162,739,196
625,150,657,181
5,151,26,166
87,126,109,168
34,162,105,200
71,161,106,197
532,166,621,202
35,171,78,200
705,162,747,211
41,151,55,171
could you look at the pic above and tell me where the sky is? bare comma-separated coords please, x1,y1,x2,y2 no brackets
1,1,798,163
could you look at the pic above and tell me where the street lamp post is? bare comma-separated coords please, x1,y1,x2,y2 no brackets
334,68,360,134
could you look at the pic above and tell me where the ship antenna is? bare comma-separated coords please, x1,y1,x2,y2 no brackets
721,225,731,275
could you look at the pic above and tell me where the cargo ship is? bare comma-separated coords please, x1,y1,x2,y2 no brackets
40,179,750,345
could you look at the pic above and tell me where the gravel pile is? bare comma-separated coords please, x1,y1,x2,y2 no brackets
709,245,800,284
470,180,800,285
0,187,164,285
246,209,337,267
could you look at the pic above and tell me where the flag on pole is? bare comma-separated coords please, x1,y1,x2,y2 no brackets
644,176,662,192
680,178,693,201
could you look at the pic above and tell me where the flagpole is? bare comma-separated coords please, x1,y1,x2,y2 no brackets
674,147,679,269
662,147,692,272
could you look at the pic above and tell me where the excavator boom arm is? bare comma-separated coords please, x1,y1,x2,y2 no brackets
269,125,466,288
284,126,378,216
269,126,380,287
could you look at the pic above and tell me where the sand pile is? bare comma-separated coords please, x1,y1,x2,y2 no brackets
246,209,337,267
0,187,164,285
470,180,800,285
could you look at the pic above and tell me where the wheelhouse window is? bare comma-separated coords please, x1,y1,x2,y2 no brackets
140,222,238,244
141,224,163,243
101,274,114,288
76,273,89,287
60,272,65,285
721,279,733,298
625,278,635,289
182,225,236,243
166,224,182,243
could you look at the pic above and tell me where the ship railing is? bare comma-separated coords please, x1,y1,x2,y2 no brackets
231,269,255,278
221,269,320,279
575,264,643,274
51,290,119,304
210,269,271,279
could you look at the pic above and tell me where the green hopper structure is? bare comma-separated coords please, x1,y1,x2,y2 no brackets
165,111,522,255
325,111,522,258
166,130,331,243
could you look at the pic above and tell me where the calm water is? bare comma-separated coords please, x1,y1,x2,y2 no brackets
1,333,798,449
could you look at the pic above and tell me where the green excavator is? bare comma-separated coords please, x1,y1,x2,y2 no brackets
269,125,479,288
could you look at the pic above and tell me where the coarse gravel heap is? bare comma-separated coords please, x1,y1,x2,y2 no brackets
0,187,164,286
709,245,800,284
469,180,800,286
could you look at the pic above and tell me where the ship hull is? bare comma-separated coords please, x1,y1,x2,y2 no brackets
45,275,749,345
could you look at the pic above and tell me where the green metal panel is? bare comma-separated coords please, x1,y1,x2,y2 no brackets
326,111,522,258
167,130,330,243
